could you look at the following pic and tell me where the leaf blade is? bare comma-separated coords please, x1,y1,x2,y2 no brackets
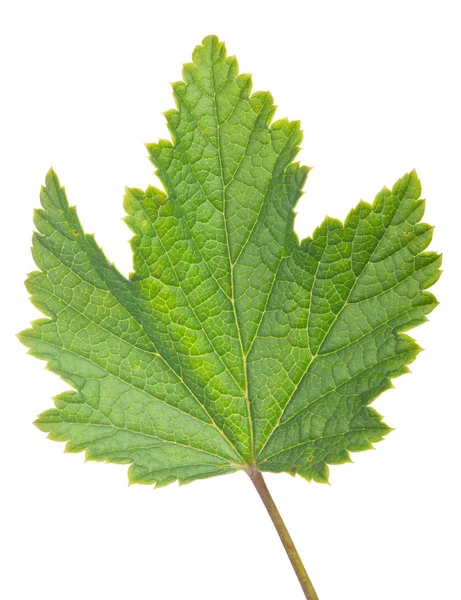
20,169,246,484
21,37,441,487
252,170,441,480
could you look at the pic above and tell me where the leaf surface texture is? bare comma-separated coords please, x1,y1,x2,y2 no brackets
20,36,441,485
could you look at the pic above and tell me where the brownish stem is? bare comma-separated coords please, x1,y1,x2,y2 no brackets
246,466,319,600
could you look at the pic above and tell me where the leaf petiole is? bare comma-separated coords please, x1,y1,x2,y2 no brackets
246,466,319,600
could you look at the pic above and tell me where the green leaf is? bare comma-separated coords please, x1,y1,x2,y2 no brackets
20,35,441,487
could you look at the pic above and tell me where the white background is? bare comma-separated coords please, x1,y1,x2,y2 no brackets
1,1,460,599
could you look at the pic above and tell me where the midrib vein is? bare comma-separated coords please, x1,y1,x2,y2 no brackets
211,60,254,463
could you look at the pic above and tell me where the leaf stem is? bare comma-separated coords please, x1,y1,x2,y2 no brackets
246,466,319,600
